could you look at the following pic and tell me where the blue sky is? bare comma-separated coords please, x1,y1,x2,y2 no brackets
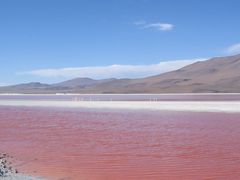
1,0,240,84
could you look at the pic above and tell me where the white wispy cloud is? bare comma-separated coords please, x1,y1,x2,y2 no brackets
0,83,9,87
226,43,240,54
0,82,13,87
134,21,174,31
144,23,174,31
20,58,206,79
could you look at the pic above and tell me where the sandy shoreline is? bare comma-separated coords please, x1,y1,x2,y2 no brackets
2,174,46,180
1,93,240,95
0,100,240,113
0,153,46,180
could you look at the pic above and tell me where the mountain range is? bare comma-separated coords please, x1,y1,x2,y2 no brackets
1,54,240,94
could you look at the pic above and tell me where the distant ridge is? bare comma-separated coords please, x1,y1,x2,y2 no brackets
1,54,240,93
53,77,116,88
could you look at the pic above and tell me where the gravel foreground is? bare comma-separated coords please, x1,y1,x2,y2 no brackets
1,174,46,180
0,153,46,180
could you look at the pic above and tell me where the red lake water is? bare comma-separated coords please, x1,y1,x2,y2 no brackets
0,106,240,179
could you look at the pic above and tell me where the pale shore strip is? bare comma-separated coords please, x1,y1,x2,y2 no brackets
1,93,240,96
0,100,240,113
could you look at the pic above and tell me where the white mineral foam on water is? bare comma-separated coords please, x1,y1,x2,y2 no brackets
0,100,240,113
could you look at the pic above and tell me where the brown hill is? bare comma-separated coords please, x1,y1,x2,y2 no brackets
1,54,240,93
77,54,240,93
